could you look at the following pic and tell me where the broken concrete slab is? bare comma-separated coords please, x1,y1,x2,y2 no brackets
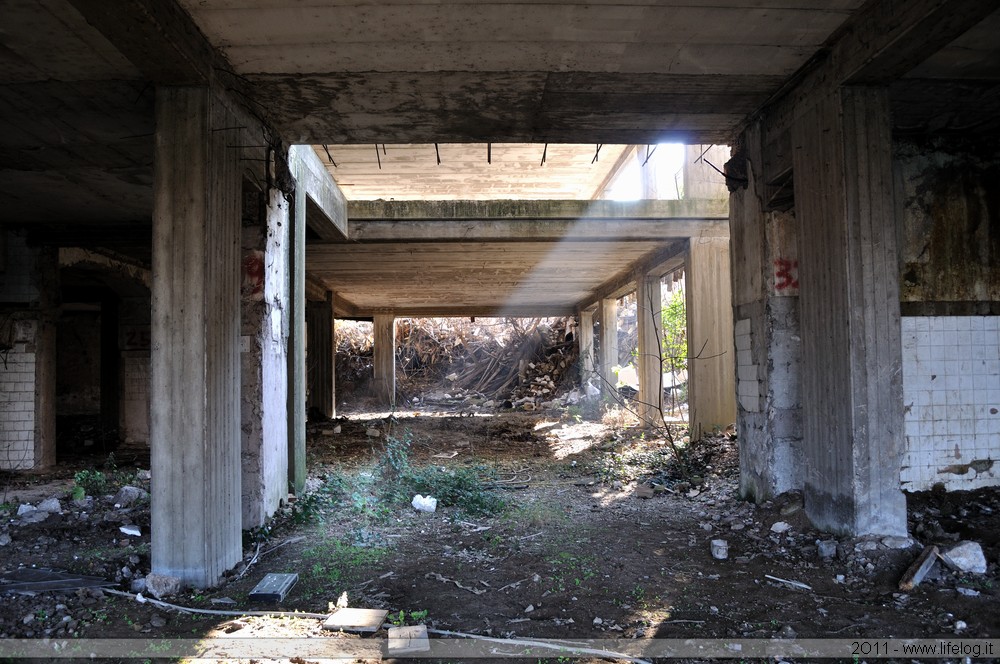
941,541,987,574
387,624,430,655
323,608,388,633
248,573,298,602
817,540,838,559
770,521,791,534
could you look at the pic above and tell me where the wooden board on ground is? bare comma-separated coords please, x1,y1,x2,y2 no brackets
323,608,389,633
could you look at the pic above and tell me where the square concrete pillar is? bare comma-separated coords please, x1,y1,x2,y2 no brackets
686,237,737,438
635,272,663,427
597,298,618,401
792,86,906,536
373,314,396,407
150,86,243,587
577,308,595,386
729,123,804,502
306,293,336,419
240,186,291,529
288,154,308,496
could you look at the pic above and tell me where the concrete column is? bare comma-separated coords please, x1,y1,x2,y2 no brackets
635,272,663,426
792,86,906,536
150,86,242,587
34,247,58,469
598,298,618,400
306,293,335,419
578,308,595,386
729,122,804,502
373,314,396,407
288,163,307,495
684,145,730,201
686,237,736,438
240,186,290,529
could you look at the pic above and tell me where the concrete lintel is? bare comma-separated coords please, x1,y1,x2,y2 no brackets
346,199,729,242
290,146,347,240
58,247,152,290
347,304,577,319
584,241,687,307
305,275,329,303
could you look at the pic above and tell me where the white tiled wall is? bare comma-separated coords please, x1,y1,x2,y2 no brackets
735,318,761,412
901,316,1000,491
1,320,37,469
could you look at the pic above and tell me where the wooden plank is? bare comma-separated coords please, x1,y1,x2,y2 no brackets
898,545,939,590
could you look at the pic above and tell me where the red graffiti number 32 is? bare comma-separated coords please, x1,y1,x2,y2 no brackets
774,258,799,291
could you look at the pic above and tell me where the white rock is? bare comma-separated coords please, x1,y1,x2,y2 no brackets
955,620,967,632
120,524,141,537
16,504,35,517
37,497,61,513
411,495,437,513
942,541,987,574
817,540,838,558
524,605,534,613
957,587,980,597
145,573,182,599
333,425,342,434
770,521,791,534
0,534,10,546
593,617,603,625
366,428,381,438
113,486,149,509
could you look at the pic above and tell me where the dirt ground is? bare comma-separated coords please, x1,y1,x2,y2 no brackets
0,405,998,663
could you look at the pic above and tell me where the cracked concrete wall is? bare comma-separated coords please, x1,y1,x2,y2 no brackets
730,124,803,502
895,138,1000,491
241,187,291,529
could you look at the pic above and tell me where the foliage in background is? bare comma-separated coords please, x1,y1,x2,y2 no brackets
660,287,687,372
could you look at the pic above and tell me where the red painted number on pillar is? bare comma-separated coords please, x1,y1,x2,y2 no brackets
774,258,799,291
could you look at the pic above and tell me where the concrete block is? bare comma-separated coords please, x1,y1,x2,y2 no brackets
144,573,183,599
941,541,987,574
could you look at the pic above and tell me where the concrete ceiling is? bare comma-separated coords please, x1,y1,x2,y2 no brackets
1,0,998,315
316,143,630,201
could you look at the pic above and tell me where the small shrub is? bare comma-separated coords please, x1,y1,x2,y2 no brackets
403,465,506,517
73,469,109,496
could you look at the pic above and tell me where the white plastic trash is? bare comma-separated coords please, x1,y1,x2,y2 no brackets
710,539,729,560
411,495,437,513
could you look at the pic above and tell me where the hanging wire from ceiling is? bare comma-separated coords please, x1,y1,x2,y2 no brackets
321,144,337,168
374,143,381,169
487,143,492,164
591,144,603,164
641,144,658,167
435,143,441,165
540,143,548,166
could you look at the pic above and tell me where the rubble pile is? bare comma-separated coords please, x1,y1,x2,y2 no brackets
336,317,581,407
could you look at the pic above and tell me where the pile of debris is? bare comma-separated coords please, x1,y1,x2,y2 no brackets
336,317,581,408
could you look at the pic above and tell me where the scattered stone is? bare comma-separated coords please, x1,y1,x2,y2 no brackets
149,614,167,628
710,539,729,560
770,521,791,534
524,605,534,613
817,540,838,559
113,486,149,509
130,578,147,594
145,573,182,599
333,425,342,434
730,522,745,531
941,541,987,574
855,540,878,552
0,534,10,546
37,498,62,513
211,597,237,605
954,620,967,632
16,504,35,517
634,484,655,499
137,469,152,481
881,536,914,550
957,587,980,597
119,525,141,537
366,428,381,438
593,617,603,625
776,625,797,639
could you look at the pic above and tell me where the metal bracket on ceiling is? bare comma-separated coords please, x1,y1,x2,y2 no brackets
540,143,548,166
435,143,441,165
591,143,603,164
322,144,337,168
642,144,657,167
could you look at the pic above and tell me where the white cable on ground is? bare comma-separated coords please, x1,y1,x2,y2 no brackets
103,588,328,619
426,627,653,664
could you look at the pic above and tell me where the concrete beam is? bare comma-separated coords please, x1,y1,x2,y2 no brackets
346,199,729,242
373,314,396,407
333,304,577,319
584,241,687,308
150,86,242,587
290,146,348,240
754,0,997,134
